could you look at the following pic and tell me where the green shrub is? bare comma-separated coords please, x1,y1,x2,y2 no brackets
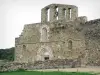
16,68,26,72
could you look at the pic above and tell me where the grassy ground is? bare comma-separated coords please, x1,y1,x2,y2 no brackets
0,71,96,75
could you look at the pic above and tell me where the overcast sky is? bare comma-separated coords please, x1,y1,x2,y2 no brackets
0,0,100,49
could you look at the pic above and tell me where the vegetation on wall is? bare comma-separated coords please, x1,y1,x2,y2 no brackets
0,47,15,61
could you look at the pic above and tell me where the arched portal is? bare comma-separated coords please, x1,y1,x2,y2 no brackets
44,52,49,61
37,46,53,61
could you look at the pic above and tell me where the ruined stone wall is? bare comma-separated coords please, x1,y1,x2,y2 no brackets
86,39,100,66
47,17,87,65
81,19,100,66
15,16,87,64
15,3,100,67
41,4,78,23
15,23,41,63
0,59,81,72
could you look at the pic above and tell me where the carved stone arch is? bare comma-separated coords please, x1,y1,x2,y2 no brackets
36,45,53,61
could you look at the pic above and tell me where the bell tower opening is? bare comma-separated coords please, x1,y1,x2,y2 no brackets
55,6,58,20
41,4,78,23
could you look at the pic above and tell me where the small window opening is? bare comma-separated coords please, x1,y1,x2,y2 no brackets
42,28,48,41
44,57,49,61
68,40,72,49
23,45,26,50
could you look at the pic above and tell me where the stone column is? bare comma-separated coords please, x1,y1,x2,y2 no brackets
66,8,70,20
71,7,78,20
41,8,47,23
58,7,65,20
64,8,67,21
50,6,57,22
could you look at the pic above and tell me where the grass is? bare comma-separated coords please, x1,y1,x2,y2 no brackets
0,71,96,75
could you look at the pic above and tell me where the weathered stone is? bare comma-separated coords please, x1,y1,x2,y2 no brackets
14,3,100,68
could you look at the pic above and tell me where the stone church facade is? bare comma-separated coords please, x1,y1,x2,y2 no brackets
15,4,100,66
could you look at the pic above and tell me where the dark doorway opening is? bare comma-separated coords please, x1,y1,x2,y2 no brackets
44,57,49,61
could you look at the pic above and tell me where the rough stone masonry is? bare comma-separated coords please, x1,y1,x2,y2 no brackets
15,4,100,67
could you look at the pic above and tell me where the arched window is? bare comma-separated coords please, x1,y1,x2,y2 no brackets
42,28,48,42
68,40,72,49
23,45,26,50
